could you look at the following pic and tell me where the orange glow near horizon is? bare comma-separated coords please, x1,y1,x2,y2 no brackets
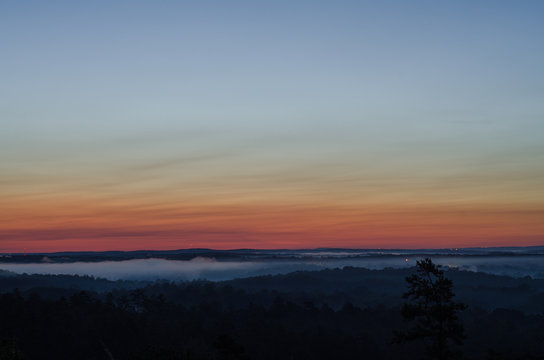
1,191,543,252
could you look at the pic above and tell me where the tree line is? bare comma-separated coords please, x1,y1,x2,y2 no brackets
0,259,542,359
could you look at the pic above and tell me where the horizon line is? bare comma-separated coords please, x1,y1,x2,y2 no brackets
3,245,544,256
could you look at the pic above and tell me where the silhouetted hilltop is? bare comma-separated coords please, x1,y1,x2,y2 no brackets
1,266,543,313
2,246,543,263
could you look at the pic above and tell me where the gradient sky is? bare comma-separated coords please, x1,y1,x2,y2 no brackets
1,1,543,252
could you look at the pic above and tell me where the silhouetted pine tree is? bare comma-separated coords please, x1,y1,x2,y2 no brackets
394,258,467,360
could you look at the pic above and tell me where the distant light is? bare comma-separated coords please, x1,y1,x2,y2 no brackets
405,258,409,262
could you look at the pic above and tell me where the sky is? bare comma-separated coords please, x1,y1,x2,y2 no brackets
1,1,543,252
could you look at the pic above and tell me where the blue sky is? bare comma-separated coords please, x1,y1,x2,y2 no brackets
1,1,543,251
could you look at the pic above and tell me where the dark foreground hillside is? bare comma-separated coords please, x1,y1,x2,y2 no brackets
0,267,543,359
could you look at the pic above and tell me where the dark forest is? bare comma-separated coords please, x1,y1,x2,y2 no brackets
1,263,543,360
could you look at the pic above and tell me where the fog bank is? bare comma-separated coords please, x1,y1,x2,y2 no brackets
1,255,543,281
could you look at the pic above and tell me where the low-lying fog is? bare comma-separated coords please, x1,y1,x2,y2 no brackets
1,256,543,281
